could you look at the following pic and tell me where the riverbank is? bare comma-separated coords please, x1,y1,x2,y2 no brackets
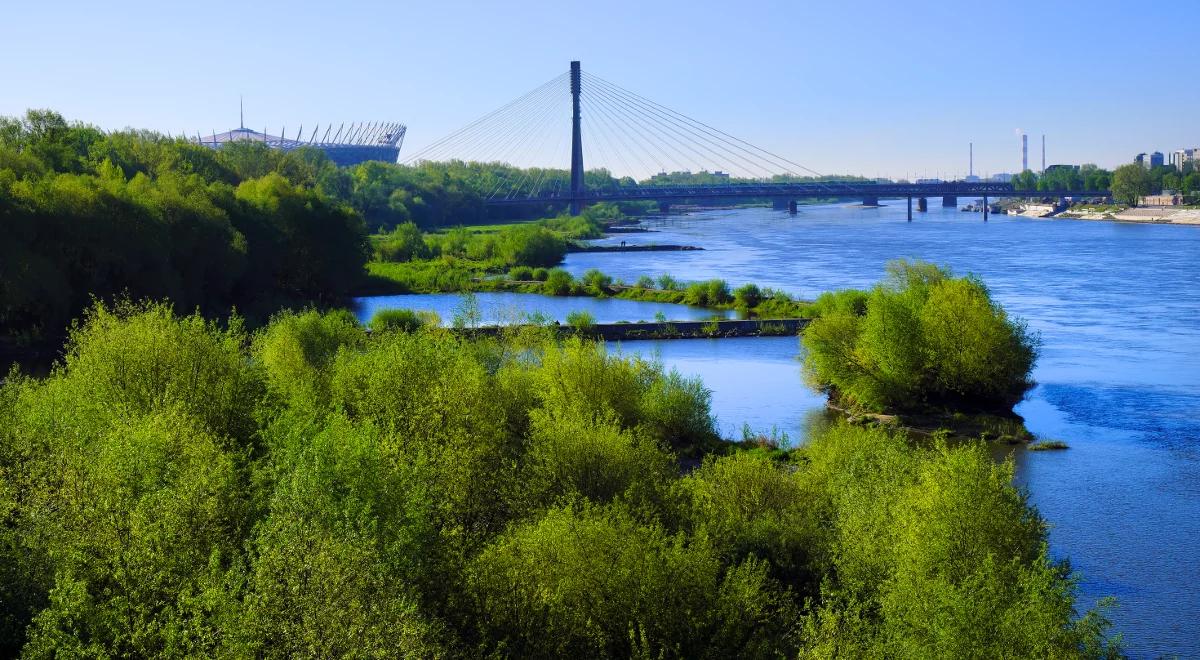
566,243,703,253
1056,204,1200,224
456,317,808,341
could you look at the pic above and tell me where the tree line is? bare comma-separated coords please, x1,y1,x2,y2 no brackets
1011,161,1199,206
0,110,638,345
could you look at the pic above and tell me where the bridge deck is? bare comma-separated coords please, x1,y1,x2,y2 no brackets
486,182,1109,206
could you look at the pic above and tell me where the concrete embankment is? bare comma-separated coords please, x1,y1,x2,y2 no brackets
458,317,809,341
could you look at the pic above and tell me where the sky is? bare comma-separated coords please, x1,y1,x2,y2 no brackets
3,0,1197,180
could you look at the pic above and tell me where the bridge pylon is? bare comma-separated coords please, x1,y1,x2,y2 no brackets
569,61,584,215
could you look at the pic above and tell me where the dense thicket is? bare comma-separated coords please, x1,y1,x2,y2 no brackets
0,302,1118,657
802,260,1038,413
0,110,371,342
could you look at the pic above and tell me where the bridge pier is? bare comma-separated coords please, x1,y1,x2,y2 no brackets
788,200,797,215
983,195,989,222
862,196,879,207
942,195,957,208
917,197,928,212
657,201,671,213
907,196,912,221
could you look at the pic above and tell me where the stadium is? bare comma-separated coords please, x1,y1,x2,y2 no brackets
194,111,405,166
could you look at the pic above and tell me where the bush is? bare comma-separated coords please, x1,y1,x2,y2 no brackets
656,274,681,291
374,222,429,262
468,503,797,658
635,275,655,289
543,268,574,296
684,279,731,307
802,260,1038,413
497,224,567,267
565,310,596,329
508,265,534,281
531,267,550,281
368,308,434,334
254,308,366,410
734,283,763,310
581,268,613,294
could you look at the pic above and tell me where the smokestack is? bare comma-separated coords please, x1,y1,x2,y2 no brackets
970,142,973,178
1022,134,1028,172
1041,135,1046,173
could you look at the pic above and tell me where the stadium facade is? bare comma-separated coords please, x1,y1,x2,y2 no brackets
195,113,405,167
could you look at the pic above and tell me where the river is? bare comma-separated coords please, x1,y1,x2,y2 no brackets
356,203,1200,657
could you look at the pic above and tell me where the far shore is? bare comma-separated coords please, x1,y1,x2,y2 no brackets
1056,206,1200,225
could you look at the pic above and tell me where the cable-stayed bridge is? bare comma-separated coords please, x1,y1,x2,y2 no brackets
404,62,1110,217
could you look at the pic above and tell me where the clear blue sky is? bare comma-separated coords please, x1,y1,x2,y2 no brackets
4,0,1196,179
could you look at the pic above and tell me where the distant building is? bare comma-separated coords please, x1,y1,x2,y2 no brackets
1142,193,1183,206
1135,153,1148,168
989,173,1013,183
915,178,942,184
1150,152,1165,168
963,175,981,182
195,120,406,167
1171,149,1198,170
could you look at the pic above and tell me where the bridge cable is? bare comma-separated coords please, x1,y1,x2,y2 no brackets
403,72,567,164
583,79,696,176
582,91,659,180
426,74,565,166
583,71,836,190
584,74,780,180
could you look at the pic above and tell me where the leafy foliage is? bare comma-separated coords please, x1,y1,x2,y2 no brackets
802,260,1038,413
0,303,1118,657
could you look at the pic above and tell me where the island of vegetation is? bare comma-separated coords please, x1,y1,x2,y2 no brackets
801,260,1041,441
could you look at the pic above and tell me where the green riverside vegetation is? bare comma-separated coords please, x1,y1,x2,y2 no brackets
0,301,1120,657
802,260,1039,415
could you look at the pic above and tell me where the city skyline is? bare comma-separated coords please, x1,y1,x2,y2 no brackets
3,0,1197,179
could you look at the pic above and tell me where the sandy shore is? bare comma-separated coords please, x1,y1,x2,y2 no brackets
1058,207,1200,225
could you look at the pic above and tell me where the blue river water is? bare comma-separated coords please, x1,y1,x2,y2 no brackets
355,203,1200,656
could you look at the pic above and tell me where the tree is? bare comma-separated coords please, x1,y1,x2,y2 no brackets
1111,163,1151,206
1012,170,1039,192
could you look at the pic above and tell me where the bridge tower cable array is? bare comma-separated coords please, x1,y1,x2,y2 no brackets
404,62,1104,208
404,62,848,206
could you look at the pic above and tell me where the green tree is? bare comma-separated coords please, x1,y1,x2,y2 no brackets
1012,169,1039,191
1111,163,1151,206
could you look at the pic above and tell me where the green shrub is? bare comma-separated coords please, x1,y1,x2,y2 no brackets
656,274,680,291
508,265,534,281
254,308,366,410
581,268,613,294
374,222,429,262
802,260,1037,413
468,503,797,658
531,267,550,281
523,407,673,508
497,224,567,267
368,308,432,333
635,275,655,289
565,310,596,329
734,283,763,310
543,268,574,296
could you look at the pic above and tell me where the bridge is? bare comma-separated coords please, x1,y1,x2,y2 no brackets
405,62,1109,219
